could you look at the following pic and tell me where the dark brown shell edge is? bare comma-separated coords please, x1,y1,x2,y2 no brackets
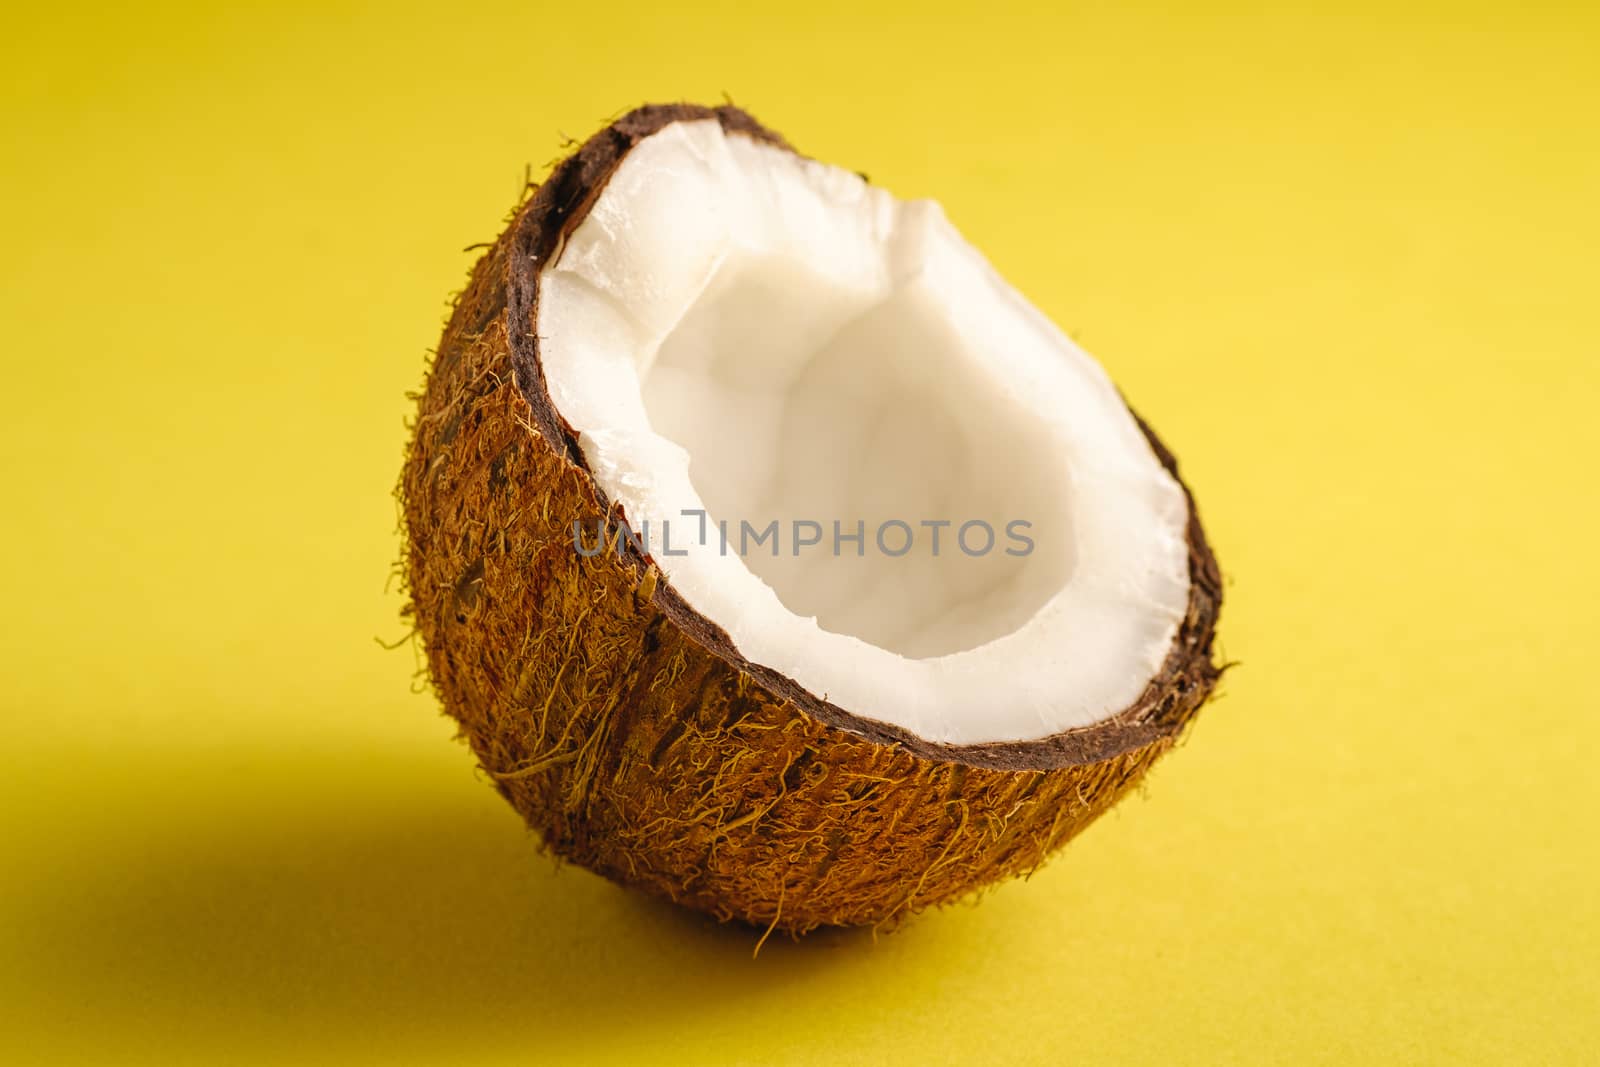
400,102,1224,932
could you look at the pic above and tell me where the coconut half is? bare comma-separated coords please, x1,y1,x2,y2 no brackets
402,103,1222,933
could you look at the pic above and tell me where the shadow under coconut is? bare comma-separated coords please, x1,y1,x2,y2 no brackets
9,759,882,1062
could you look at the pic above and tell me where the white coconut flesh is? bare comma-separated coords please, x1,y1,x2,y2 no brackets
537,119,1192,745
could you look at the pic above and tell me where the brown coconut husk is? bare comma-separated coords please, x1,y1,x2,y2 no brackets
399,103,1224,935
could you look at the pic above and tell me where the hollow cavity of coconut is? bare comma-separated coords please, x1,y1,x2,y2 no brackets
401,103,1222,934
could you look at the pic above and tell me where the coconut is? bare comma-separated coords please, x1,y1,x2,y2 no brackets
400,102,1223,935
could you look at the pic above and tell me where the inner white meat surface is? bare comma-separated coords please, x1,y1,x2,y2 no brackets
537,119,1191,744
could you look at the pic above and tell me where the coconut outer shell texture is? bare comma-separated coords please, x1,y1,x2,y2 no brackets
399,103,1224,934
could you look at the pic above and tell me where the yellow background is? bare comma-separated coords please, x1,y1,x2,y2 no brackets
3,2,1596,1063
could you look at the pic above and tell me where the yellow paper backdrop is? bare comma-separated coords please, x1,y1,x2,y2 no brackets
2,2,1595,1063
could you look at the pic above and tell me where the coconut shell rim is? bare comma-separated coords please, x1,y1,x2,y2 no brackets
501,101,1223,772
